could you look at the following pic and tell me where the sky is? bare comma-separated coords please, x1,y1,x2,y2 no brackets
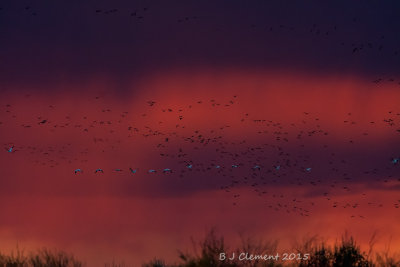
1,1,400,266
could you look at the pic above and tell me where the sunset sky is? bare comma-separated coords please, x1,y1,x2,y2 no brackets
1,1,400,266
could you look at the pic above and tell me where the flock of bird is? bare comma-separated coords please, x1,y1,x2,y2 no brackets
1,2,400,75
2,93,400,219
1,2,400,220
72,163,294,175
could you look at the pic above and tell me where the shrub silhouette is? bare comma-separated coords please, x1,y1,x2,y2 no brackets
0,232,396,267
332,237,371,267
0,247,83,267
143,229,283,267
176,229,239,267
142,230,400,267
29,248,82,267
298,235,372,267
142,258,167,267
299,245,331,267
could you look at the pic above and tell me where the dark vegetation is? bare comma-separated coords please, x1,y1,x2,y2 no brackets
0,247,82,267
142,230,400,267
0,231,398,267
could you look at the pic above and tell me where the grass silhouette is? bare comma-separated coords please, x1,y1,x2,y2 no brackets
0,247,82,267
0,232,398,267
142,229,400,267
